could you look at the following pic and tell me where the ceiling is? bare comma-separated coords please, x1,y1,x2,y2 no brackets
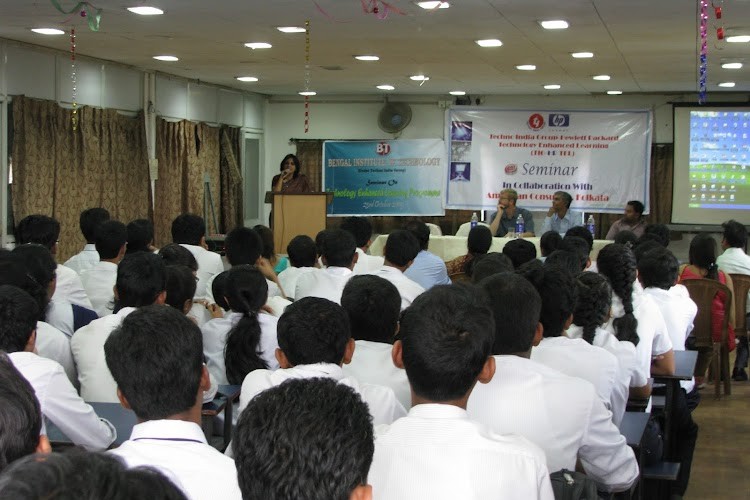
1,0,748,97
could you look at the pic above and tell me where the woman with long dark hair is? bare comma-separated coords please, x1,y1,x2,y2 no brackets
272,154,311,194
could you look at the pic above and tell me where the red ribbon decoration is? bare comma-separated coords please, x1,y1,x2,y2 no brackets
360,0,406,19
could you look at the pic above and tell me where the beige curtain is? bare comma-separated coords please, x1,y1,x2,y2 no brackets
219,126,243,232
11,96,150,261
293,139,323,191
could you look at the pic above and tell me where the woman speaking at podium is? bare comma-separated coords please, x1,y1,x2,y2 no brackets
272,154,311,193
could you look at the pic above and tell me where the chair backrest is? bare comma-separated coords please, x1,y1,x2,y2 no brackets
448,271,471,283
455,221,491,237
425,222,443,236
729,273,750,335
682,278,732,348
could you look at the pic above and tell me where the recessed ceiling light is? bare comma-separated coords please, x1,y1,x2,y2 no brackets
127,6,164,15
299,91,317,96
244,42,272,49
355,55,380,61
571,52,594,58
410,75,430,81
607,90,623,95
377,85,395,90
476,39,503,47
153,55,178,62
31,28,65,35
277,26,306,33
593,74,611,81
236,76,259,82
449,91,466,96
718,82,736,88
721,62,743,69
726,35,750,43
417,1,449,9
544,84,561,90
540,20,569,30
516,64,536,71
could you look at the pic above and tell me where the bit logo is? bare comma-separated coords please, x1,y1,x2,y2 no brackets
376,142,391,155
528,113,545,131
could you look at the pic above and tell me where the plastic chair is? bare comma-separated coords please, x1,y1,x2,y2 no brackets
455,221,491,237
682,278,733,398
425,223,443,236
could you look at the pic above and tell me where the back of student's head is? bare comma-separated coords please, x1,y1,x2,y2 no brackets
105,305,203,420
572,272,613,345
637,247,679,290
614,230,638,249
0,257,47,323
722,219,748,249
115,253,166,310
0,450,187,500
540,230,563,257
277,297,351,366
252,225,276,260
502,238,537,269
320,229,357,268
0,351,41,472
643,223,670,247
632,239,662,264
478,273,541,354
597,243,639,345
404,220,430,250
234,378,374,500
341,275,400,344
158,243,198,272
224,266,269,384
518,264,577,338
400,284,494,401
564,226,594,253
15,215,60,251
545,250,584,277
80,208,111,243
384,230,420,267
470,253,514,283
559,237,589,271
286,235,317,268
689,233,720,280
12,244,56,293
171,214,205,245
95,220,128,260
467,225,492,255
0,286,38,353
224,226,263,266
164,266,197,314
340,216,374,248
211,271,230,310
125,219,154,254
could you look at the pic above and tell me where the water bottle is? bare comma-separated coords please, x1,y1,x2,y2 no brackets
515,214,525,236
586,215,596,237
470,212,478,229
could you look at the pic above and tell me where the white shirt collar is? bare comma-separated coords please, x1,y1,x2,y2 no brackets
291,363,345,380
324,266,353,277
115,307,138,318
408,403,468,420
84,244,97,252
128,419,207,444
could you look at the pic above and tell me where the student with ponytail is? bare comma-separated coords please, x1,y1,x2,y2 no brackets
201,265,279,385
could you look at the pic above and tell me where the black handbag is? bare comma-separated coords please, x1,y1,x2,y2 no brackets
549,469,599,500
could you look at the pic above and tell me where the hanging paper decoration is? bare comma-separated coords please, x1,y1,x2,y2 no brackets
361,0,406,19
698,0,708,104
50,0,103,31
70,27,78,131
304,20,311,134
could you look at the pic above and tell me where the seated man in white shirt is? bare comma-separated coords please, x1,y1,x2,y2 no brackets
468,273,638,493
341,216,385,274
0,285,116,451
72,253,167,403
370,230,425,310
341,275,410,409
80,220,128,317
540,191,584,236
369,284,553,499
277,235,318,300
238,297,406,426
172,213,226,300
64,207,110,274
234,378,374,500
295,229,357,304
403,220,451,290
105,305,241,500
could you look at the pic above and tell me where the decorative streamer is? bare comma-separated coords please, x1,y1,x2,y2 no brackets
360,0,406,19
50,0,103,31
698,0,708,104
304,20,311,134
70,27,78,131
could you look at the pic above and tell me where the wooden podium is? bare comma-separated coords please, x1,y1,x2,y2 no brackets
265,192,333,254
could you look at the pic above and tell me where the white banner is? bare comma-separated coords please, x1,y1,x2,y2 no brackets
445,109,652,213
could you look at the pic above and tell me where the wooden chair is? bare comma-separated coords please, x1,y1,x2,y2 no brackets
682,278,733,398
728,273,750,340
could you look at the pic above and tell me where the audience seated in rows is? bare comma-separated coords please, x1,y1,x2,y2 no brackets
295,229,357,304
125,218,155,254
539,230,562,262
64,207,110,274
80,220,128,317
276,234,317,300
172,214,225,300
370,229,425,310
470,253,514,284
341,216,384,274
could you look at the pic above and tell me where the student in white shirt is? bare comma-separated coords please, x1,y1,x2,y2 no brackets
164,265,198,315
80,220,128,317
172,213,225,300
295,229,358,304
341,275,410,409
63,207,110,274
234,377,374,500
341,216,385,274
468,273,638,493
277,235,318,299
238,297,406,426
370,230,425,310
106,305,241,500
72,253,167,403
201,266,279,386
370,284,553,500
1,285,116,451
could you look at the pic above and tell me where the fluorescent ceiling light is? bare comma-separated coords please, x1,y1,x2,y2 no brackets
726,35,750,43
721,62,743,69
244,42,272,49
607,90,623,95
571,52,594,58
31,28,65,35
718,82,736,88
355,55,379,61
544,84,561,90
516,64,536,71
299,91,317,96
236,76,259,82
593,74,611,81
410,74,430,81
377,85,395,90
449,91,466,96
277,26,306,33
417,1,449,8
540,20,569,30
476,39,503,47
127,6,164,15
153,55,178,61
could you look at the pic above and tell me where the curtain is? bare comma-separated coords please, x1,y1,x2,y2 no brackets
11,96,150,261
219,126,243,233
293,139,323,191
